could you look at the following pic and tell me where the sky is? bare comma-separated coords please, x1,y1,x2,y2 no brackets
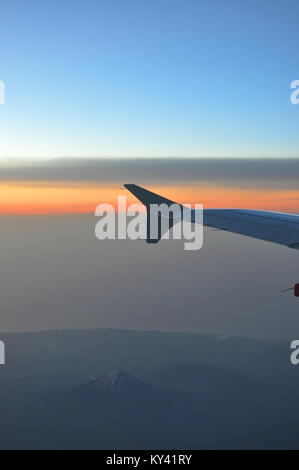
1,0,299,159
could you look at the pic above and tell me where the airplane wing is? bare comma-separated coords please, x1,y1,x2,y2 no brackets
124,184,299,250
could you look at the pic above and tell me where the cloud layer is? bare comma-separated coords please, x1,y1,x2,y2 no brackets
0,158,298,189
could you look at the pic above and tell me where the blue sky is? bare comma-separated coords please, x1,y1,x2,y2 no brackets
1,0,299,159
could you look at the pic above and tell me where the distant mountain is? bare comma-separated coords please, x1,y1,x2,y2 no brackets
76,368,154,395
1,329,298,449
57,368,197,449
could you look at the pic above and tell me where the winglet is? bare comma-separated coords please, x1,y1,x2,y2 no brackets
124,184,176,207
124,184,181,243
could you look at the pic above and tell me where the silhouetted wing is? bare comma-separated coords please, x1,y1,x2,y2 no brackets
125,184,299,249
124,184,182,243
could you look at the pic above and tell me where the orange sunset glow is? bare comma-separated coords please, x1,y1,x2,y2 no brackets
0,182,298,215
